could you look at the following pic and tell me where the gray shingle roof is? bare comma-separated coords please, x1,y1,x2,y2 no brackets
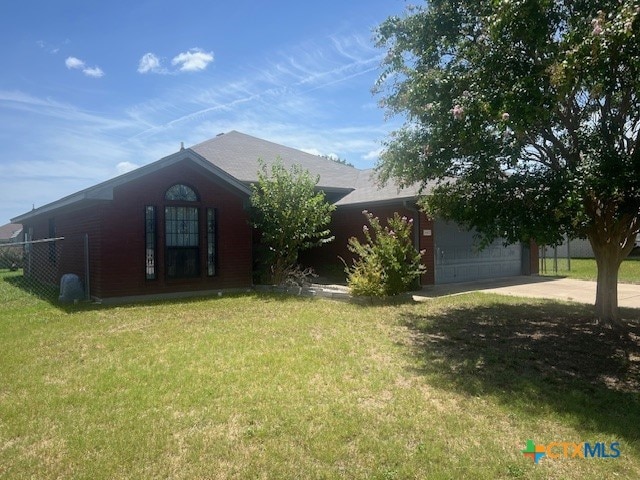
333,169,422,206
191,131,360,190
191,131,422,205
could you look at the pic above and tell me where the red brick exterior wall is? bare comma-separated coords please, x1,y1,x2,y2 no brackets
304,202,436,285
529,240,540,275
22,159,253,299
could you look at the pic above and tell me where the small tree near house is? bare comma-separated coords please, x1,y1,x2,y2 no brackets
250,159,336,285
374,1,640,325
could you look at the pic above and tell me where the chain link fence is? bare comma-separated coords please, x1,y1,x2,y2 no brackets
539,244,571,274
0,235,89,303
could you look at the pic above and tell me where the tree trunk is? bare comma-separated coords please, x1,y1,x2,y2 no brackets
593,245,622,324
588,232,634,329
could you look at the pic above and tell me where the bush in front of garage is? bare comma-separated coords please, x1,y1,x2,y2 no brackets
345,211,425,296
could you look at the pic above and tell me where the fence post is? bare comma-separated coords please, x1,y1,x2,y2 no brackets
84,234,90,301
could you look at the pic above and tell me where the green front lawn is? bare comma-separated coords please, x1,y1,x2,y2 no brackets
1,270,639,479
540,257,640,283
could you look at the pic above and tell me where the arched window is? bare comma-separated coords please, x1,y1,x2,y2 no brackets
165,205,200,278
146,184,215,280
165,184,198,201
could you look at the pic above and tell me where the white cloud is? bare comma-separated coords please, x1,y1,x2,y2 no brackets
171,48,214,72
0,89,137,134
116,161,140,174
138,53,163,74
0,90,68,109
300,147,322,156
137,48,214,74
300,148,339,159
363,148,382,161
65,56,85,69
65,56,104,78
37,40,62,54
83,66,104,78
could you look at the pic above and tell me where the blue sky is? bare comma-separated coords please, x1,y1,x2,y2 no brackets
0,0,408,225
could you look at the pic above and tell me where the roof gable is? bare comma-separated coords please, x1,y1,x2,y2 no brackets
11,150,251,223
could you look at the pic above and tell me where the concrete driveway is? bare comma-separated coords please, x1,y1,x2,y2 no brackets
416,276,640,310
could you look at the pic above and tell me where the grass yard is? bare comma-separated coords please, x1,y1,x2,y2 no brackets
541,257,640,284
1,270,639,479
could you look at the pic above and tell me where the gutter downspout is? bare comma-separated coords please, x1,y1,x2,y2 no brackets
402,200,421,252
403,200,427,286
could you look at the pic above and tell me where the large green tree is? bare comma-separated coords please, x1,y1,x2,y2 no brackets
375,0,640,325
250,159,336,284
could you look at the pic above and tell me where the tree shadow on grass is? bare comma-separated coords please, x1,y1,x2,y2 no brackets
400,298,640,442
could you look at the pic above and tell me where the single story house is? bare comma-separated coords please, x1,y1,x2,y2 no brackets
11,131,538,302
0,223,23,244
0,223,23,270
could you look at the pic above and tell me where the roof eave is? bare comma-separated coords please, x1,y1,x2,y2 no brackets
334,194,420,208
11,192,112,223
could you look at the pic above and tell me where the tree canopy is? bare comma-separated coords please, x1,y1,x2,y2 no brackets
374,0,640,323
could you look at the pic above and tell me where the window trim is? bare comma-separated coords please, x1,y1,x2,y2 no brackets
206,208,216,277
145,206,157,280
165,183,199,202
144,184,219,281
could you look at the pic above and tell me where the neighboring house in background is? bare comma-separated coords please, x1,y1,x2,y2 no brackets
541,237,595,259
11,131,538,302
565,238,596,258
0,223,23,244
0,223,23,270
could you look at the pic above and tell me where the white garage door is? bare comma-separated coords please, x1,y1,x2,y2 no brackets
434,220,522,284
